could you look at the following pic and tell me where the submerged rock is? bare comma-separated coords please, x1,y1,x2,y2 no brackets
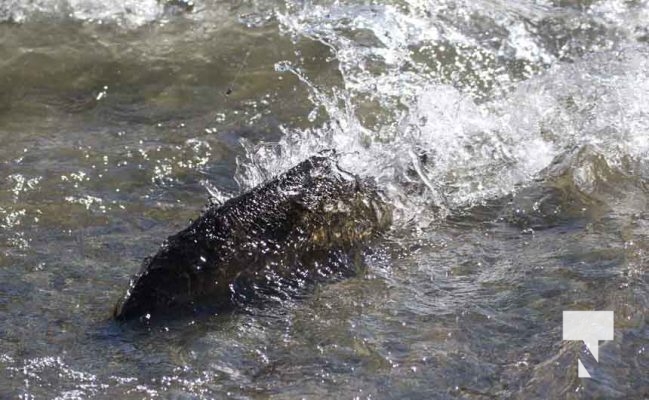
160,0,194,14
114,153,392,321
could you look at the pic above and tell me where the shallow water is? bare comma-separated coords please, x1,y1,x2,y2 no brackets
0,0,648,398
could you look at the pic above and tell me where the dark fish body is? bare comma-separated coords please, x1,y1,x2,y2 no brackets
114,154,392,321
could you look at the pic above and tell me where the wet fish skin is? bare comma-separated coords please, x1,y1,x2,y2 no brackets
114,153,392,321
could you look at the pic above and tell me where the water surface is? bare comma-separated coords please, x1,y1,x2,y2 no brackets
0,0,648,398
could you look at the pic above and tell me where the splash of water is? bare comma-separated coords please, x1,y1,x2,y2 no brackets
0,0,164,26
236,1,649,228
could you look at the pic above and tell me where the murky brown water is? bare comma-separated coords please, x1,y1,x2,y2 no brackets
0,0,648,398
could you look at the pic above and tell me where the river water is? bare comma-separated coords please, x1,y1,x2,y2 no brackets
0,0,648,398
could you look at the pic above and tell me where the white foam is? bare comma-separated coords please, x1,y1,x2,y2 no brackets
1,0,163,26
238,38,649,226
